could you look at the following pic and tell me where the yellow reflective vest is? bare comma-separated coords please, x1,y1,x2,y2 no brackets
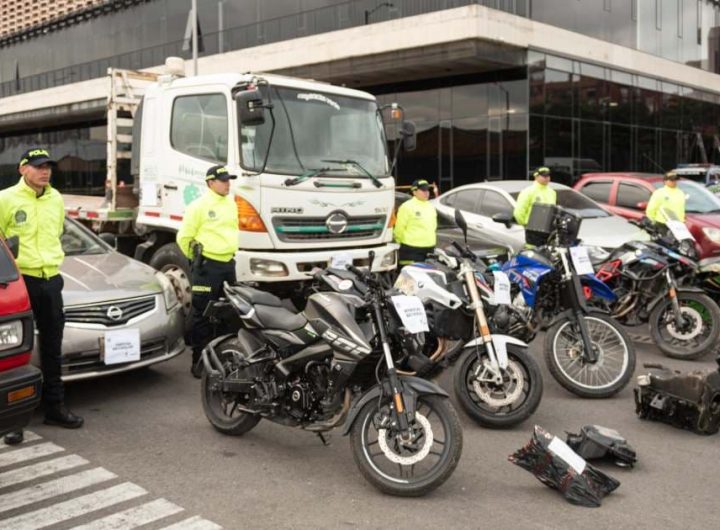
646,185,686,223
0,178,64,279
514,182,557,226
177,189,239,262
394,197,437,248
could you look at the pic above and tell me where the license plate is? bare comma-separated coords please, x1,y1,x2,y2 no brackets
101,329,141,365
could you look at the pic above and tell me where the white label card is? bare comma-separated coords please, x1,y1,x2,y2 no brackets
492,271,511,305
330,252,352,270
140,182,158,206
570,246,594,275
666,220,694,242
103,329,141,365
548,436,587,475
391,295,429,334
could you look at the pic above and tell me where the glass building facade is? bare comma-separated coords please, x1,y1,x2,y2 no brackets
1,0,720,193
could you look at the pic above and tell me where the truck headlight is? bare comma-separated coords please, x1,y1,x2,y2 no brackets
702,227,720,243
0,320,23,351
250,259,289,277
380,250,397,268
155,272,179,311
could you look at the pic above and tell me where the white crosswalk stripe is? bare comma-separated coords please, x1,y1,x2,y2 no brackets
0,432,222,529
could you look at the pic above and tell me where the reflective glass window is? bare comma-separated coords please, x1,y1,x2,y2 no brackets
453,189,485,214
171,93,228,163
579,181,613,203
545,69,573,117
617,182,652,208
479,189,513,217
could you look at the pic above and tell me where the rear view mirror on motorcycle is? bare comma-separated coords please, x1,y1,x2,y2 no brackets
454,208,468,243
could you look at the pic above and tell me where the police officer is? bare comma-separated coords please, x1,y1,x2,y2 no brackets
514,166,557,226
394,179,437,265
0,148,84,445
177,165,239,378
646,171,685,224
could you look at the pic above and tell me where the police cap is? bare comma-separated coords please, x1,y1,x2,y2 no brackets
411,179,430,191
19,147,57,168
206,165,237,181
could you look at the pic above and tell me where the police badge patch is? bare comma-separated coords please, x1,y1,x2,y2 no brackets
14,210,27,224
208,210,217,219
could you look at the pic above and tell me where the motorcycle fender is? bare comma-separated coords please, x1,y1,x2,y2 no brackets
341,376,449,436
647,286,706,314
462,335,528,369
580,275,617,302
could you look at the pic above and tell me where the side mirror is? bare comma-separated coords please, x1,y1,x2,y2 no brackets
400,121,416,152
492,212,514,229
6,235,19,259
98,232,118,249
454,208,468,243
636,201,648,211
235,88,266,126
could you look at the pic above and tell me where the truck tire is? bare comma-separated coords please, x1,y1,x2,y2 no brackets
148,242,192,319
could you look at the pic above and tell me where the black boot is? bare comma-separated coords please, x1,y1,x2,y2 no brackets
191,350,203,379
3,430,23,445
44,405,84,429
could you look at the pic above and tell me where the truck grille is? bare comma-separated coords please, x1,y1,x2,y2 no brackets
64,296,156,326
273,215,385,242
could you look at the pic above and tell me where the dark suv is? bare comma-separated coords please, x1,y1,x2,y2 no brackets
574,172,720,259
0,236,42,436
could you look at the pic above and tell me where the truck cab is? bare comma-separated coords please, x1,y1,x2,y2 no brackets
132,71,399,292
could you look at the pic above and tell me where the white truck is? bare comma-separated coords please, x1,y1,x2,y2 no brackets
66,59,414,311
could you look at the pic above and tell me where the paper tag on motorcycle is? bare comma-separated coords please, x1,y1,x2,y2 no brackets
391,295,430,334
666,220,694,242
492,271,511,305
570,246,594,276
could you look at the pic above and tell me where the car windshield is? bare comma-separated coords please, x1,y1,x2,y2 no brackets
653,180,720,214
0,239,19,284
509,189,609,218
62,219,108,256
240,86,389,177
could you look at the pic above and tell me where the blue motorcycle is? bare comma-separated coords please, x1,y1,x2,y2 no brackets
487,205,636,398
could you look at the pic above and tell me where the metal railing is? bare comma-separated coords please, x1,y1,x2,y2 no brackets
0,0,527,98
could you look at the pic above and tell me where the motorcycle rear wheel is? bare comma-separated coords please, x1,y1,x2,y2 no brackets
452,344,543,428
201,338,261,436
649,292,720,360
545,312,635,398
350,395,462,497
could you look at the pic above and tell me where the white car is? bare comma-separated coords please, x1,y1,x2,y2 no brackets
433,181,649,256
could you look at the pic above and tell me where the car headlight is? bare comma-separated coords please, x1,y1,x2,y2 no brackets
0,320,23,351
702,227,720,243
155,271,179,311
586,245,610,263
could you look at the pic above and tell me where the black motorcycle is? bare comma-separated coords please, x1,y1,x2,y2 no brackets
200,263,462,497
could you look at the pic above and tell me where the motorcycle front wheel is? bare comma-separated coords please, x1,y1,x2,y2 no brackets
349,395,462,497
452,344,543,428
545,312,635,398
649,292,720,360
201,338,262,436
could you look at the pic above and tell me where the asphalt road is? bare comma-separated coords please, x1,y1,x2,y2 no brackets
4,331,719,529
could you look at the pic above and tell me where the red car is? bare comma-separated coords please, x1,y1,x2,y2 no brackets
0,236,42,437
574,172,720,259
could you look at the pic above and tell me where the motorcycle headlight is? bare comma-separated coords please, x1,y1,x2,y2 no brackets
702,227,720,243
586,245,610,263
155,271,179,311
0,320,23,352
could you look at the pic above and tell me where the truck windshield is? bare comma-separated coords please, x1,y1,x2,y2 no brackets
240,86,388,177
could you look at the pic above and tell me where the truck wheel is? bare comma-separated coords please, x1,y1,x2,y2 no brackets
149,243,192,318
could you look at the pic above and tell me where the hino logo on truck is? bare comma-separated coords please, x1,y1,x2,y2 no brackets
271,207,304,214
326,212,348,234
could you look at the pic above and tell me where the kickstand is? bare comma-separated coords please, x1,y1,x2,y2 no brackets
316,432,330,446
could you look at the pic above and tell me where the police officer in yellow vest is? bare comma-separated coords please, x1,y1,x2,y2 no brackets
177,165,239,378
394,179,437,265
0,148,84,445
514,167,557,226
646,171,686,224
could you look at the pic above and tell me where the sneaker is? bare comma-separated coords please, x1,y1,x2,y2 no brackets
3,430,23,445
44,406,84,429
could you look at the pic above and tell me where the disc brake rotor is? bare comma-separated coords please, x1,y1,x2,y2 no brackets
665,306,704,341
377,412,433,465
472,359,525,407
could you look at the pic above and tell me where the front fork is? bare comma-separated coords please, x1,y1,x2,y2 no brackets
462,262,504,383
558,248,599,363
665,269,687,329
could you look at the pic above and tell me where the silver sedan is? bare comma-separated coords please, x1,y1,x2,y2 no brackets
31,218,185,381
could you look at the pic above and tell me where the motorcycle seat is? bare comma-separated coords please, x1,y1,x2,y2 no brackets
254,304,307,331
225,285,284,307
